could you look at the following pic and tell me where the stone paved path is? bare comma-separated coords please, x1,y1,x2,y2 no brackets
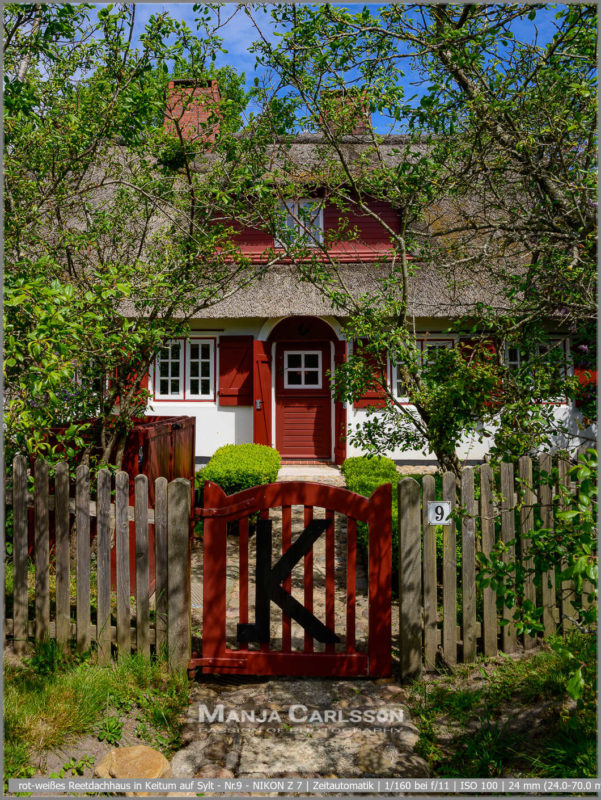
180,464,426,784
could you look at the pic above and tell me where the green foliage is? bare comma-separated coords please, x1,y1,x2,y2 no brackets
247,4,596,473
407,633,596,777
49,756,94,779
196,444,281,498
96,716,123,746
4,4,280,470
476,449,597,698
4,647,189,785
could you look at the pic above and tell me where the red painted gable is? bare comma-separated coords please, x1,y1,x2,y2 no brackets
229,198,400,262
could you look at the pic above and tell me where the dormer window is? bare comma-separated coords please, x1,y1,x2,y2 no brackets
275,199,324,247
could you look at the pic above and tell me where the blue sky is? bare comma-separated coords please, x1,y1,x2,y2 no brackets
95,3,565,132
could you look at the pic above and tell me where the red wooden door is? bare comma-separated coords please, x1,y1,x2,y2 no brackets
275,342,332,460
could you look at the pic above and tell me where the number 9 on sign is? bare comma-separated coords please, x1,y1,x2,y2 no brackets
427,501,452,526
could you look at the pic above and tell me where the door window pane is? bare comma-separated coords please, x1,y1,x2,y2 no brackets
284,351,322,388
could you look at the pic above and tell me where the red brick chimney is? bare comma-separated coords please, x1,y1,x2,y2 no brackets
320,89,371,136
164,79,220,141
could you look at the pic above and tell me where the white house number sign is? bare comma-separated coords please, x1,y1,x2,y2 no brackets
427,501,452,526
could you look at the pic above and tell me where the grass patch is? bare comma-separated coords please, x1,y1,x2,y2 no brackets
4,640,189,786
405,633,597,778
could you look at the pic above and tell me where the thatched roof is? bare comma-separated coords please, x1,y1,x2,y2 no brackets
194,261,507,320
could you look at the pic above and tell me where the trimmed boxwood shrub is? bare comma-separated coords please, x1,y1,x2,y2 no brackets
342,456,402,583
342,456,448,595
195,443,281,499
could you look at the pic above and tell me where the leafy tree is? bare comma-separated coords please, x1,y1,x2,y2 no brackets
4,3,281,469
245,3,596,473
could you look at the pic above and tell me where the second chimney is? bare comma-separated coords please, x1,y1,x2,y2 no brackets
164,79,220,142
320,88,371,136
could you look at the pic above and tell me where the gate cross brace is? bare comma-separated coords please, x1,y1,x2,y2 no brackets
237,518,341,645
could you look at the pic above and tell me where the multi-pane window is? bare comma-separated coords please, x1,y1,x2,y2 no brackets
154,339,214,400
276,199,324,247
504,338,567,376
284,351,322,388
187,340,213,398
393,339,454,399
156,341,183,399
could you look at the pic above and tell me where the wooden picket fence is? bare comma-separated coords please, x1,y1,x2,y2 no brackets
4,456,191,669
398,452,595,678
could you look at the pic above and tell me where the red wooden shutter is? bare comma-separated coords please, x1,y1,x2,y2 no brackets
253,340,272,446
218,335,253,406
353,340,388,409
334,340,347,464
575,366,597,408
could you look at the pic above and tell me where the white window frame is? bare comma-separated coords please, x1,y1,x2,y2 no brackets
275,198,324,247
153,338,215,401
284,350,322,389
504,337,567,376
154,340,185,400
186,338,214,399
391,338,454,401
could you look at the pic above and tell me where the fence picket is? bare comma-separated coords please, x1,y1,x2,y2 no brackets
12,455,29,654
76,465,91,652
480,464,497,657
518,456,537,650
135,475,150,658
442,471,457,666
399,478,422,679
558,455,576,631
500,462,518,652
116,471,131,658
35,459,50,642
168,478,191,671
55,462,70,646
154,477,168,655
96,469,112,664
461,468,476,662
421,475,437,670
538,453,556,636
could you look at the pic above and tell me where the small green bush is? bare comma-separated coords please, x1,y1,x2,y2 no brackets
195,443,281,498
342,457,452,595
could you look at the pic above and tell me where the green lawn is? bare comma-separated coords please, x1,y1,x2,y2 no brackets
404,632,597,778
4,641,189,787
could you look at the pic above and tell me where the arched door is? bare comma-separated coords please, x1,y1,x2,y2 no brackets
268,317,337,461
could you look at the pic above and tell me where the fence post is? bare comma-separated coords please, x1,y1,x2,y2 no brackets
538,453,556,636
96,469,112,664
115,471,131,658
154,477,168,655
76,464,90,652
35,459,50,642
480,464,497,657
421,475,437,670
500,462,517,652
558,455,576,630
461,467,476,662
442,472,457,666
55,461,71,647
13,455,28,654
135,475,150,658
368,483,392,677
168,478,191,671
518,456,537,649
398,478,422,679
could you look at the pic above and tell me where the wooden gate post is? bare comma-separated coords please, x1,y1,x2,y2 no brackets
367,483,392,677
200,481,228,670
399,478,422,680
167,478,191,671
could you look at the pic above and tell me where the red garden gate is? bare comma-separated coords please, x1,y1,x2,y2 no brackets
190,480,392,677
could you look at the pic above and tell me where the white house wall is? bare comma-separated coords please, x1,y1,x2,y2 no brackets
144,318,591,464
